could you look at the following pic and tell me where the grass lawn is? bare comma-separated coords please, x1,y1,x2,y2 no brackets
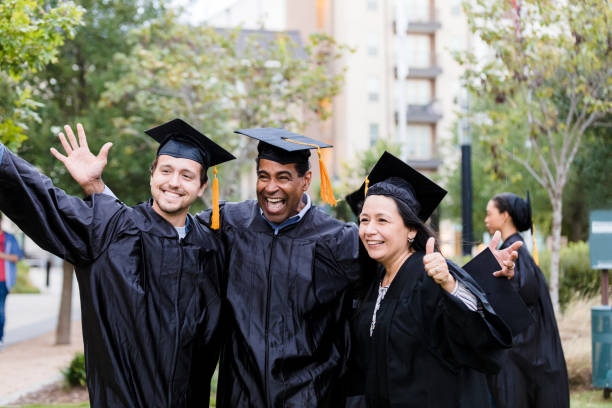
4,389,610,408
570,389,612,407
3,405,89,408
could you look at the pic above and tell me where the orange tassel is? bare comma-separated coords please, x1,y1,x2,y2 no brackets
532,224,539,265
317,148,337,206
211,166,220,230
364,177,370,197
281,137,337,207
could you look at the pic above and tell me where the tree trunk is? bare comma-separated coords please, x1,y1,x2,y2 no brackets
55,260,74,345
549,196,563,316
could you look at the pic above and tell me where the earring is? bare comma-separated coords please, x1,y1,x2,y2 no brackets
408,237,414,243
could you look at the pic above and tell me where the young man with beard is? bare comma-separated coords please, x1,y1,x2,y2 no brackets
0,119,234,407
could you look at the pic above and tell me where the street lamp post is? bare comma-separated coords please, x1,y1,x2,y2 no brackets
459,90,472,256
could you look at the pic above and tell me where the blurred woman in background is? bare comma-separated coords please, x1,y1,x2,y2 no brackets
485,192,569,408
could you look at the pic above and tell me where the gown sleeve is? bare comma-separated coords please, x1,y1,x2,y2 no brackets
312,222,361,305
515,245,541,305
426,262,512,374
0,143,124,266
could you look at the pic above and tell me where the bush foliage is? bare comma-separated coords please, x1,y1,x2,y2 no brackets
12,261,40,294
63,352,86,387
539,241,603,310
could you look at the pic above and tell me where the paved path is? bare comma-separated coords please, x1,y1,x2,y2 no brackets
4,264,81,346
0,264,84,405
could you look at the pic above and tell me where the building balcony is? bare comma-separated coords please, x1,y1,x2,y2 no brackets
406,20,441,34
405,103,442,123
406,157,443,171
407,65,442,78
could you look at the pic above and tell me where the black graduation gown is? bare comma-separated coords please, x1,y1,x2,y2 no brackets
198,200,361,407
0,145,223,408
487,233,570,408
348,252,512,408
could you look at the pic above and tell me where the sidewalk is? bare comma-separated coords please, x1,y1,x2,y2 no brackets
0,321,84,405
0,263,84,405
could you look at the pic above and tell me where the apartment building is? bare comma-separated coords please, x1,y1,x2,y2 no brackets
286,0,471,177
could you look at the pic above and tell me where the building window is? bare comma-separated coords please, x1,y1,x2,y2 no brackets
406,80,432,105
367,0,377,11
451,0,462,16
367,33,378,56
406,35,431,67
369,123,380,146
368,77,379,102
407,0,430,21
404,125,432,159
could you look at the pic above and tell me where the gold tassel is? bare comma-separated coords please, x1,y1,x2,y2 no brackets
317,148,337,206
532,223,539,265
211,166,220,230
364,177,370,197
282,137,337,206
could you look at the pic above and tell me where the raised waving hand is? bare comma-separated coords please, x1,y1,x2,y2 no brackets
50,124,112,196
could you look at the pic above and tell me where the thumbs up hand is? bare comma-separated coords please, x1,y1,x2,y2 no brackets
423,237,456,293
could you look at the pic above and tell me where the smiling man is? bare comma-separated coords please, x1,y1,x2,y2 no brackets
0,119,234,407
197,128,362,407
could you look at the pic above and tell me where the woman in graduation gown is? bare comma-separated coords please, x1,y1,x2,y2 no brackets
485,193,569,408
345,152,513,408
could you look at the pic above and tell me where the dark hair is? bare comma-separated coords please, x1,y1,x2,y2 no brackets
390,196,439,252
491,193,532,232
255,157,310,177
150,157,208,186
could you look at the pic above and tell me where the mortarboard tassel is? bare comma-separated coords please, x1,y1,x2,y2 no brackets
317,148,337,206
283,138,338,206
211,166,220,230
526,190,538,265
364,177,370,197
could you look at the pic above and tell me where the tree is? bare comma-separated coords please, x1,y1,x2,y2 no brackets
562,121,612,241
20,0,166,202
0,0,83,149
457,0,612,313
442,109,552,243
15,0,165,345
100,11,350,206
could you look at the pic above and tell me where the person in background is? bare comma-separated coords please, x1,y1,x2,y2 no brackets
485,192,569,408
0,212,23,350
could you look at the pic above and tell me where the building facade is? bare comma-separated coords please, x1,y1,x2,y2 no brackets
286,0,471,177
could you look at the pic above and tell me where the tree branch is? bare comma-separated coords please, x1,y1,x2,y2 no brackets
499,144,550,191
537,97,559,169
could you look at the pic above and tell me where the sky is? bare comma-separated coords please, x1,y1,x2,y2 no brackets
171,0,286,30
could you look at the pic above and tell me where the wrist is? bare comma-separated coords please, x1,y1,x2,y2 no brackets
442,276,457,294
83,178,105,195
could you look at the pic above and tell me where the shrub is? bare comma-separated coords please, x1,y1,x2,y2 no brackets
63,352,87,387
11,261,40,294
539,241,603,310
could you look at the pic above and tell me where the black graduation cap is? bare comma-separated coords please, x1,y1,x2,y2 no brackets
235,127,338,206
145,118,236,168
234,128,332,164
345,151,447,221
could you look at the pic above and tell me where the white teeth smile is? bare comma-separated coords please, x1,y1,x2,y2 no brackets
367,240,384,245
267,198,284,203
